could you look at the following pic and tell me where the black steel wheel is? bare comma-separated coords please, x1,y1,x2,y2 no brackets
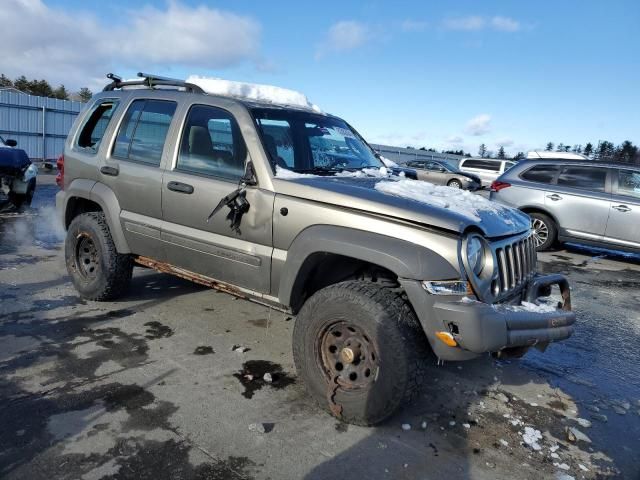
293,281,428,426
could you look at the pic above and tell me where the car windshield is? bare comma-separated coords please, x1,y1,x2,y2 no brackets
252,108,382,173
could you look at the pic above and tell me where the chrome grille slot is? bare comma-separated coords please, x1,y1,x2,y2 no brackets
490,233,537,300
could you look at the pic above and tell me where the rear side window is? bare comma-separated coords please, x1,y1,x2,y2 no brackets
76,100,119,152
617,169,640,199
521,165,561,184
462,159,500,171
113,99,177,166
557,166,607,192
177,105,247,181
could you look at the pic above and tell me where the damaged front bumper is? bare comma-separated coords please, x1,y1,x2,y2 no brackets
402,273,576,361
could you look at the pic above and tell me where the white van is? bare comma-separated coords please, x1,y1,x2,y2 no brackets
458,158,515,187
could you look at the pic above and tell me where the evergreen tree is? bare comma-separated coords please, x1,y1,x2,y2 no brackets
512,152,525,161
0,74,13,88
478,143,487,158
572,145,582,154
583,142,594,158
545,142,554,151
13,75,30,92
617,140,637,163
556,143,565,152
78,87,93,102
53,84,70,100
497,146,506,159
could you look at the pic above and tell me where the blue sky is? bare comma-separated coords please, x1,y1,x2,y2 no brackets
4,0,639,155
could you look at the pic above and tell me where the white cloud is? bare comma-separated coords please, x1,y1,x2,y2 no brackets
316,20,370,58
443,15,486,31
491,16,520,32
496,137,514,147
400,19,428,32
0,0,262,91
446,135,465,144
465,114,492,136
442,15,521,32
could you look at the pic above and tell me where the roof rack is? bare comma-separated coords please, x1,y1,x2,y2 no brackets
103,72,205,93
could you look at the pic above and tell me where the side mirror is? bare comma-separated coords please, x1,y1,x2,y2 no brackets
438,167,446,172
5,139,17,147
241,161,258,186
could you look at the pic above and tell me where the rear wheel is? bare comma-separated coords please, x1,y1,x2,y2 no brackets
447,179,462,189
293,281,427,426
530,212,557,251
65,212,133,300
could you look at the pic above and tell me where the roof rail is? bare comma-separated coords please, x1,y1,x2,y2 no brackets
103,72,205,93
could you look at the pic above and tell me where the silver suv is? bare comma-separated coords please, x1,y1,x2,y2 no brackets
56,73,576,425
490,159,640,252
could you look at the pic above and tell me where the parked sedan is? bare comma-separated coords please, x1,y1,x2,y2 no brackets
490,159,640,253
0,136,38,210
405,159,481,190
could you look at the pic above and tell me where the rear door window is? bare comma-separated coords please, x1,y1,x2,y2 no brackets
616,169,640,199
112,99,177,166
521,165,561,184
462,159,500,171
76,99,119,152
557,166,607,192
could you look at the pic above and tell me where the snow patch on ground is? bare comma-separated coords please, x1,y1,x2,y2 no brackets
522,427,543,450
374,178,513,222
186,76,322,112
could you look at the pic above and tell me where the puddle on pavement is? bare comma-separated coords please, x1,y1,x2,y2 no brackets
233,360,296,399
143,321,174,339
193,346,214,355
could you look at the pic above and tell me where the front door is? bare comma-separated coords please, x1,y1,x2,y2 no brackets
604,168,640,249
161,104,274,293
545,165,611,241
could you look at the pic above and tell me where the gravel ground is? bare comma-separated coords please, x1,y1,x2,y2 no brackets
0,175,638,479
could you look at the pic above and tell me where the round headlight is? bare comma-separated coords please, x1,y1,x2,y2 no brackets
467,236,485,275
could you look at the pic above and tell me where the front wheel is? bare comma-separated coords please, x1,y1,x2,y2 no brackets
292,281,427,426
65,212,133,300
447,179,462,189
530,212,557,251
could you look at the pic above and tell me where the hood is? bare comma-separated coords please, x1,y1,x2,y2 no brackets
458,171,481,184
273,175,530,238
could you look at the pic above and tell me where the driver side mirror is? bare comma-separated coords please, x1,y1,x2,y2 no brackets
438,167,446,172
5,139,17,147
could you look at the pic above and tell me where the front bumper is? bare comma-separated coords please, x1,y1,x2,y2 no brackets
402,273,576,361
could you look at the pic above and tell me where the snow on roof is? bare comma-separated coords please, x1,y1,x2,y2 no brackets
374,178,513,222
527,151,588,160
186,76,322,112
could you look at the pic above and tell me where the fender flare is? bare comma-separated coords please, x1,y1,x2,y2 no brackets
278,225,460,307
63,180,131,254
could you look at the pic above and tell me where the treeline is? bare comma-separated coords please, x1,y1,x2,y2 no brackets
542,141,639,164
0,74,93,102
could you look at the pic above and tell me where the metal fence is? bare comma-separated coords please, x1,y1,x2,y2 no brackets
0,88,84,162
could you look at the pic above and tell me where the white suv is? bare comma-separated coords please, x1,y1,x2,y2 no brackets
458,158,515,187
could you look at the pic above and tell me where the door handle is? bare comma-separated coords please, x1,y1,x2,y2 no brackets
167,181,194,194
546,194,562,201
612,204,631,212
100,166,119,176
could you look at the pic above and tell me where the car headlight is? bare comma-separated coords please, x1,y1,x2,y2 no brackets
466,236,485,275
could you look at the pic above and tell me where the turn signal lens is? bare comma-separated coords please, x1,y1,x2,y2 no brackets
422,280,468,295
435,331,458,347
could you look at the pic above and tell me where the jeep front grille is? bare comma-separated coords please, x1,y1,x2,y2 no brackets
492,234,537,298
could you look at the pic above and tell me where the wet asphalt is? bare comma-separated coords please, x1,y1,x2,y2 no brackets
0,175,639,479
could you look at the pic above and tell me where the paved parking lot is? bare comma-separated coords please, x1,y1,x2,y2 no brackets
1,175,639,479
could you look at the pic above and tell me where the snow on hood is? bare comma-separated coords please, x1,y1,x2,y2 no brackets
374,178,514,223
186,76,322,112
276,165,393,179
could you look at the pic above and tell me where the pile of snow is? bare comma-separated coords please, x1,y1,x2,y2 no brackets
186,76,322,112
374,178,513,222
275,166,393,179
378,155,399,168
522,427,543,450
498,301,557,313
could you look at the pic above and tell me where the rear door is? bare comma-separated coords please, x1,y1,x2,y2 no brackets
99,97,178,259
423,161,448,185
161,103,274,293
604,168,640,249
545,165,611,241
407,161,429,181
